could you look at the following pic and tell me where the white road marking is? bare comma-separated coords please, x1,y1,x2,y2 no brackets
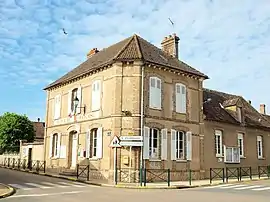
24,182,51,189
234,185,262,190
57,181,85,188
8,183,33,190
252,187,270,191
9,190,85,198
220,185,247,189
204,184,233,189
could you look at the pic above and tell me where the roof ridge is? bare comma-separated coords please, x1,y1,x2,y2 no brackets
133,34,143,59
113,35,135,60
203,88,241,98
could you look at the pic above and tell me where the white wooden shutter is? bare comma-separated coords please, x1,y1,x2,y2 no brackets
186,131,192,161
143,126,150,159
57,133,61,158
149,78,155,108
85,130,90,158
96,127,103,159
223,145,227,162
49,135,53,158
58,95,61,118
171,129,177,160
68,90,72,115
54,95,59,120
96,81,101,110
175,84,181,112
180,85,187,113
76,86,82,114
156,78,161,109
161,128,167,160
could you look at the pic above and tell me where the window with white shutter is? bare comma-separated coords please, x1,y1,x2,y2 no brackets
143,126,150,159
90,128,98,158
92,80,101,111
237,133,244,157
161,128,167,160
175,83,186,113
171,129,177,160
96,127,103,159
257,135,263,159
51,133,59,158
149,77,161,109
176,131,185,160
215,130,223,157
54,95,61,120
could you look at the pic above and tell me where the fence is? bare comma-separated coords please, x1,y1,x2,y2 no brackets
210,166,270,183
1,157,46,173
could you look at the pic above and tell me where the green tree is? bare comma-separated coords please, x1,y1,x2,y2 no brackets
0,112,35,154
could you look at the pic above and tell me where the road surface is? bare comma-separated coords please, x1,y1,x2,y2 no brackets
1,167,270,202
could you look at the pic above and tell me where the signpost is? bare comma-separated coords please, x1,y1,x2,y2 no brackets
109,136,121,184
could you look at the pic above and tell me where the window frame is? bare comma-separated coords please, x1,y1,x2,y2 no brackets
224,146,240,164
90,128,98,158
149,128,160,160
215,130,223,157
257,135,263,159
149,76,162,110
175,83,187,114
237,133,244,157
71,88,78,113
176,131,185,160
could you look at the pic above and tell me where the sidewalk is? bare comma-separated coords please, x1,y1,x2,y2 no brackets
0,183,15,198
1,165,269,189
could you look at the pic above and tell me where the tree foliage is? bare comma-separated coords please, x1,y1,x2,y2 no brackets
0,112,35,154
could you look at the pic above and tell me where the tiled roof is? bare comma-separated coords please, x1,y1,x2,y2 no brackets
203,88,270,130
44,34,208,90
32,122,45,140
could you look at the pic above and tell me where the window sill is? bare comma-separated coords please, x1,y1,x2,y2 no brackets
89,157,99,161
149,107,162,111
216,155,224,158
149,159,161,162
51,157,58,160
174,111,187,115
175,159,187,163
240,156,246,159
224,162,240,164
258,157,265,160
91,109,100,112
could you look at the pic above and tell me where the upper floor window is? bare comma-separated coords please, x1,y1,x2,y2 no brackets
92,80,101,111
175,83,186,113
237,133,244,157
257,135,263,159
149,77,161,109
54,95,61,120
68,87,82,115
215,130,223,157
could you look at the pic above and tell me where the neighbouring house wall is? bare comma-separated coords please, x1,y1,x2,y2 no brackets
203,121,270,178
20,144,44,161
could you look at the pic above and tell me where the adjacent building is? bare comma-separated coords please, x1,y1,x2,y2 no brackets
43,33,270,183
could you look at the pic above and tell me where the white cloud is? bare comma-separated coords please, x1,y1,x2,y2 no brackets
0,0,270,118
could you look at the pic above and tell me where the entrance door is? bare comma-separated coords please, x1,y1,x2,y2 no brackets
71,133,78,168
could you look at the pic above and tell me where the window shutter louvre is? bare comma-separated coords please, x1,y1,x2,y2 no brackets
143,126,150,159
161,128,167,160
186,131,192,161
181,85,187,113
85,130,90,159
171,129,177,160
68,90,72,115
96,81,101,110
54,96,59,120
49,135,53,158
57,133,61,158
149,78,155,108
76,86,82,114
96,127,103,159
157,79,161,109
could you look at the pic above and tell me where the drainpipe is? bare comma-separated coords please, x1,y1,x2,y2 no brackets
140,65,145,171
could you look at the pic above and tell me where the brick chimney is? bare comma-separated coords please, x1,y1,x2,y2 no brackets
161,33,180,59
87,48,99,59
260,104,266,114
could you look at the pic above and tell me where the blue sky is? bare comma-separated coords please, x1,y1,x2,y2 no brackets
0,0,270,121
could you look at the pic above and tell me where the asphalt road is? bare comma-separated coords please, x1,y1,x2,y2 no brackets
1,167,270,202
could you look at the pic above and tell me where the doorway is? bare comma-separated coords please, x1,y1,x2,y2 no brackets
70,131,78,168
